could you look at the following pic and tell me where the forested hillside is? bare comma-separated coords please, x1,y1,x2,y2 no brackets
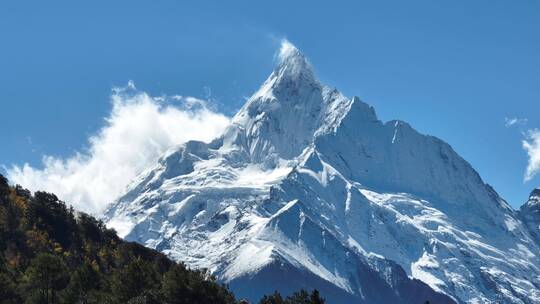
0,175,324,304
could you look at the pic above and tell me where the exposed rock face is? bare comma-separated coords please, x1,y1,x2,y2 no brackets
519,188,540,244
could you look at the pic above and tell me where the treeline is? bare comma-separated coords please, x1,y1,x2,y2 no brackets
0,174,324,304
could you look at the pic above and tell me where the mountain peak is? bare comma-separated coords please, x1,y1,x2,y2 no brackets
526,188,540,206
228,40,335,163
274,39,316,83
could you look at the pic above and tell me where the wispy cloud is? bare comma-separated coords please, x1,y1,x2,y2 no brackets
7,83,230,214
505,117,528,127
523,129,540,182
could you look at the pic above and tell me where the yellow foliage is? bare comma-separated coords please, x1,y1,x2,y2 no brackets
91,260,100,272
4,245,22,269
9,189,28,212
25,229,51,252
84,242,93,254
54,242,63,254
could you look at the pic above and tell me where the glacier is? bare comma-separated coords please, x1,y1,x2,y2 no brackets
104,41,540,304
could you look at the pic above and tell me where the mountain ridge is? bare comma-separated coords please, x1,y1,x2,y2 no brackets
104,41,540,304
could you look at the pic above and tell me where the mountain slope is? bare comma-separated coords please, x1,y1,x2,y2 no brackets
104,42,540,304
0,174,237,304
519,188,540,245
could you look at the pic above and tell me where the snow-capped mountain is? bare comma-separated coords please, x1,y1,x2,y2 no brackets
519,188,540,246
104,42,540,304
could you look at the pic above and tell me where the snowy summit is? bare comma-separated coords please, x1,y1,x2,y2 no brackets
104,41,540,304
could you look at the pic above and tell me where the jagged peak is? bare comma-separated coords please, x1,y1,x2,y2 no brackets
233,40,319,121
526,188,540,206
519,188,540,212
273,39,317,84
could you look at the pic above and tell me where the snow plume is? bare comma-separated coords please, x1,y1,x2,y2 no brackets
7,82,230,214
278,39,298,62
523,129,540,182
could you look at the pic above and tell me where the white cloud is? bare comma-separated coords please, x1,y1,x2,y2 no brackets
7,83,230,214
523,129,540,182
505,117,528,127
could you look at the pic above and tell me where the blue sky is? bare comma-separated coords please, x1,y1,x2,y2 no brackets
1,1,539,209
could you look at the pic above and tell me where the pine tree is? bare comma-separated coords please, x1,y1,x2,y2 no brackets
61,261,101,304
258,291,285,304
0,270,20,303
309,290,324,304
111,257,159,302
22,253,69,304
286,289,311,304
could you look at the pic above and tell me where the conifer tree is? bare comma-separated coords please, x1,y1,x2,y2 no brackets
22,253,69,304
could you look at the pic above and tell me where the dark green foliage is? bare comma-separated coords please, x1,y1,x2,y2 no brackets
308,290,324,304
111,258,160,302
61,261,102,304
161,264,235,304
0,270,20,304
259,290,324,304
0,174,326,304
22,253,70,304
259,291,285,304
0,176,8,195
